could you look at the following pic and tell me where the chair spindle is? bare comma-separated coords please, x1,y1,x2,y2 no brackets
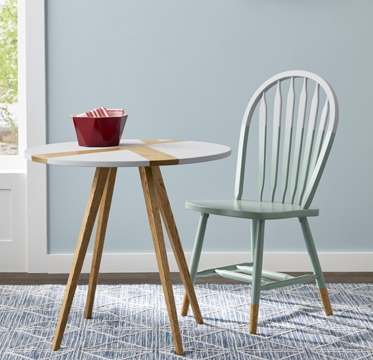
298,84,319,204
290,78,307,204
258,92,267,201
270,81,282,201
309,100,329,175
281,77,295,202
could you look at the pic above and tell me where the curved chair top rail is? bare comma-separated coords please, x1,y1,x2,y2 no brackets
235,70,339,209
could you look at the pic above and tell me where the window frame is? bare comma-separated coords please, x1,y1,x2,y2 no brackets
19,0,47,272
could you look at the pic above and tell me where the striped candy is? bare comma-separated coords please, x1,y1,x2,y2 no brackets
107,109,124,117
76,107,125,117
86,107,109,117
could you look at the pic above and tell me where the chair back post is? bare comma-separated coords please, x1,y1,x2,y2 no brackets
234,70,339,208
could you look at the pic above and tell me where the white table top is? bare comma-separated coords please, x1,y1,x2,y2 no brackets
24,139,231,167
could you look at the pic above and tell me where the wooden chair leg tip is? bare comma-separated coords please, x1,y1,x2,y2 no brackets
318,287,333,317
249,304,259,335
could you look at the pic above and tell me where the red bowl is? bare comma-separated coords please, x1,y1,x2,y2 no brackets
71,114,128,147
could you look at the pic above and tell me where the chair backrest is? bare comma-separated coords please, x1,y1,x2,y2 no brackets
235,70,339,209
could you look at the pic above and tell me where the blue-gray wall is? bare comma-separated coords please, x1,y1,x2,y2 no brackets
46,0,373,255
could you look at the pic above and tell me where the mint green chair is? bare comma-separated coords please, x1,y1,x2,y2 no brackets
181,70,339,334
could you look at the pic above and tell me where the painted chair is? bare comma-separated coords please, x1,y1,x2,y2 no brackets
180,70,339,334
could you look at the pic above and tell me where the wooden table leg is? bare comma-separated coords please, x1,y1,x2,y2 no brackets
151,166,203,324
139,166,184,355
52,167,109,351
181,291,190,316
85,167,118,319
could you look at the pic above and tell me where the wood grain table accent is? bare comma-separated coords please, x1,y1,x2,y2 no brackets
25,139,231,168
31,142,181,165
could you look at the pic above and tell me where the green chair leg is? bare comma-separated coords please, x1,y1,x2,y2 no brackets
249,219,265,334
299,217,333,316
250,219,258,263
299,217,325,288
181,213,209,316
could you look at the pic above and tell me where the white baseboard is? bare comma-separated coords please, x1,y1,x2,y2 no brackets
46,252,373,274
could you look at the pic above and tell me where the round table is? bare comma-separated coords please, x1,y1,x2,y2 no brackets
25,139,231,355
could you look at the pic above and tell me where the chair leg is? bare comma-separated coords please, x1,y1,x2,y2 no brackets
180,213,209,316
250,219,258,262
249,219,265,334
299,217,333,316
85,167,117,319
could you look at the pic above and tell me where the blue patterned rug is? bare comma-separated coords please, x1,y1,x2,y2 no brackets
1,283,373,359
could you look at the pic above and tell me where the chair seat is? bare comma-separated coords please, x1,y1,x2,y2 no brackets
185,199,319,220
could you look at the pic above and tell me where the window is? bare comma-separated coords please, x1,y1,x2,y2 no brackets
0,0,25,170
0,0,18,156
